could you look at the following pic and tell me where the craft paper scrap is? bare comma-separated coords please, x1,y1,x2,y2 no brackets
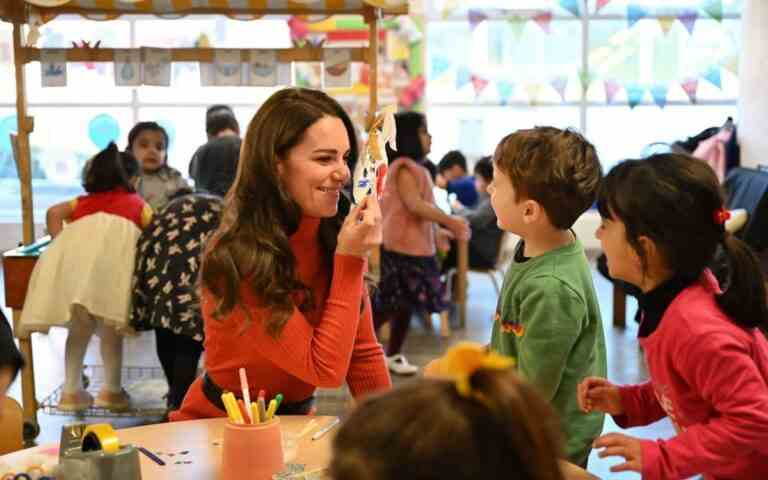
248,50,278,86
114,49,141,86
143,48,172,87
214,49,242,86
41,49,67,87
323,49,352,88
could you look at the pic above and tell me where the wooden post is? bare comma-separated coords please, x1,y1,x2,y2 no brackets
12,16,35,246
364,6,379,129
456,238,468,328
613,284,626,328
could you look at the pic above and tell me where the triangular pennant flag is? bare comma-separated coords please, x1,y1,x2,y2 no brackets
507,16,527,41
604,79,622,104
456,66,471,90
650,84,669,109
702,0,723,22
658,16,675,35
558,0,580,17
471,75,489,96
625,83,645,109
468,9,488,31
551,76,568,102
578,68,595,93
431,56,451,79
723,56,739,76
677,10,698,35
627,3,649,28
596,0,611,12
497,81,515,105
525,83,544,105
704,66,721,89
681,78,699,104
534,11,553,34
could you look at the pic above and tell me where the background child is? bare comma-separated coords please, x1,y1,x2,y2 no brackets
579,153,768,479
485,127,605,466
127,121,189,211
0,310,24,418
332,342,572,480
20,142,151,412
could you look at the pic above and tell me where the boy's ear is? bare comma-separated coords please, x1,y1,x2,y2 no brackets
521,199,540,225
636,235,659,265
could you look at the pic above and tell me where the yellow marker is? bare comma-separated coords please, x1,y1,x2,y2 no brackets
250,402,261,424
223,393,244,424
221,393,238,423
265,399,277,421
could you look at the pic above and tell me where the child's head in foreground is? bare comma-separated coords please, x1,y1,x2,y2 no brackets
330,343,565,480
490,127,602,236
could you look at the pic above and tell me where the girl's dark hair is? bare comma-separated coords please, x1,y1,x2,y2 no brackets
386,111,426,162
0,310,24,386
331,369,564,480
474,156,493,182
201,88,357,338
82,142,136,193
126,121,170,166
598,153,768,331
120,150,139,180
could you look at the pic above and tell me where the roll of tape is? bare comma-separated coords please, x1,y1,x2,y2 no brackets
82,424,120,455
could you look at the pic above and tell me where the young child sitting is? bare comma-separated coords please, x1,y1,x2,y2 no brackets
579,153,768,479
0,310,24,418
430,127,606,466
126,121,189,211
332,342,591,480
19,143,152,412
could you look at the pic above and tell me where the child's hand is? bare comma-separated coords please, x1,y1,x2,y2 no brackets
593,433,643,473
577,376,623,415
423,358,446,378
435,227,454,253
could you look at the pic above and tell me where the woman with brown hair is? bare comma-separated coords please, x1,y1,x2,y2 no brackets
171,88,391,420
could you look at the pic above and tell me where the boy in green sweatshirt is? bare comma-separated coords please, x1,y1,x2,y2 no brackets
488,127,606,467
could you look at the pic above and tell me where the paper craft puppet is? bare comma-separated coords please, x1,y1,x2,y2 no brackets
352,106,397,204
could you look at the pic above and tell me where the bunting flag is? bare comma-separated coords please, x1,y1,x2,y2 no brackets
681,78,699,104
627,3,649,28
551,76,568,102
596,0,612,13
468,9,488,31
497,80,515,105
625,83,645,109
431,55,451,79
723,55,739,76
471,74,489,96
704,66,722,89
533,11,553,34
650,84,669,109
677,10,698,35
456,66,471,90
525,83,544,105
702,0,723,22
604,79,622,104
579,68,595,93
658,16,675,35
507,16,527,42
558,0,580,17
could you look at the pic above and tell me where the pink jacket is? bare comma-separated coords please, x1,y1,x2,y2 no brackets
615,270,768,479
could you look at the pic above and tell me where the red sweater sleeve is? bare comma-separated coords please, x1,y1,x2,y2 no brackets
613,382,667,428
640,332,768,480
207,254,366,389
346,287,392,398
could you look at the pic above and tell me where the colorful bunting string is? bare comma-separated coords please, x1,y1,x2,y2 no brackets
704,66,722,89
658,16,675,35
533,11,553,34
702,0,723,22
558,0,581,17
497,80,515,105
551,76,568,102
431,55,451,79
627,3,649,28
604,79,622,104
626,83,645,109
468,9,488,31
650,84,668,109
677,10,698,35
596,0,612,13
525,83,544,105
681,78,699,104
507,16,527,42
471,75,489,97
456,66,471,90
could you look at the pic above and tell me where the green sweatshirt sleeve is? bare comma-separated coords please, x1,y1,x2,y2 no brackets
513,276,586,402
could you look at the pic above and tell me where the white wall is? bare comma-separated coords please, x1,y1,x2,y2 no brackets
738,0,768,169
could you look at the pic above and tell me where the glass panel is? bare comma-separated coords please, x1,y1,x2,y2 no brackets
0,24,15,103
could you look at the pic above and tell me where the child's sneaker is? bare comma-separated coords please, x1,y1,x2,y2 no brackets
94,389,131,412
58,390,94,412
386,354,419,376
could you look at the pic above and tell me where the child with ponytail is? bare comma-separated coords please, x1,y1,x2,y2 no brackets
578,153,768,479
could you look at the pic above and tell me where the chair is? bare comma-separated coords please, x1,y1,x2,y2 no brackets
0,396,24,454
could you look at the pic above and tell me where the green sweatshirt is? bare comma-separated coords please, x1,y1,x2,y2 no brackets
490,237,606,466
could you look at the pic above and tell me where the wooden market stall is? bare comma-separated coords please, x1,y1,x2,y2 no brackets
0,0,407,439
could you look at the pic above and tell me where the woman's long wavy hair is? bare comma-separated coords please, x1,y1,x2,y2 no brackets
201,88,358,338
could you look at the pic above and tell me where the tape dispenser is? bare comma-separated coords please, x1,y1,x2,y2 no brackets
58,423,142,480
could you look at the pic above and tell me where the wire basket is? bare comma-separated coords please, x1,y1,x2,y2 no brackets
40,364,168,418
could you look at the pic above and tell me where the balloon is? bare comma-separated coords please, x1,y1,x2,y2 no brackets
87,114,120,149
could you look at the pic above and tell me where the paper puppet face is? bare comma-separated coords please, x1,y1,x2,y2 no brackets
352,107,397,204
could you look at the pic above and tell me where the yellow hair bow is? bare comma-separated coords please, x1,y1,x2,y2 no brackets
436,342,514,398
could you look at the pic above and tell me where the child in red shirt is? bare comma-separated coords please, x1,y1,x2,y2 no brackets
578,153,768,479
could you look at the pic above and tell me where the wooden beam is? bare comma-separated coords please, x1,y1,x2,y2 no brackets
36,5,407,17
364,6,378,129
13,21,35,246
19,46,369,64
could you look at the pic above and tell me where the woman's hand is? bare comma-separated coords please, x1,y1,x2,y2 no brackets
577,376,624,415
336,195,383,258
445,215,470,242
594,433,643,474
435,227,454,253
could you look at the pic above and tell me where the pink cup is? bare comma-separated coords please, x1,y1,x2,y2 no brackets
221,417,285,479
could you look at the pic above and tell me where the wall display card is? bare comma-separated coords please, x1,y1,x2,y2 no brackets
142,48,172,86
114,49,141,86
40,49,67,87
200,63,215,87
277,62,293,86
323,49,351,88
214,49,242,86
248,50,277,86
